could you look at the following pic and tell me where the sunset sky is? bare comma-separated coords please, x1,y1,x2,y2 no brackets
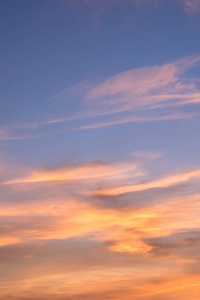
1,0,200,299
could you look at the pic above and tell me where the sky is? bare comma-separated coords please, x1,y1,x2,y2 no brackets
0,0,200,299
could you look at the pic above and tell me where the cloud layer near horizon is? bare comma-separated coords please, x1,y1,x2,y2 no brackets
0,155,200,299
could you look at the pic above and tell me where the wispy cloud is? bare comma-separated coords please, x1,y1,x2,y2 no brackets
74,111,196,130
1,55,200,141
85,56,200,112
93,168,200,196
1,160,143,186
129,151,163,160
182,0,200,13
0,130,44,141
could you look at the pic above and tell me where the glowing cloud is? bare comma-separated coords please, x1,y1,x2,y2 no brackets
0,157,200,299
93,168,200,196
1,160,143,186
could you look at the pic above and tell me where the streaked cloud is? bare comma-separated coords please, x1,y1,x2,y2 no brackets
1,160,143,186
1,55,199,140
93,168,200,196
85,56,200,112
74,111,196,130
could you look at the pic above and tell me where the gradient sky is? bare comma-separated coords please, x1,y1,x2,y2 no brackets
1,0,200,299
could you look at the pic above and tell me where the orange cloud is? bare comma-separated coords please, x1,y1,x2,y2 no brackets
93,168,200,196
0,196,199,298
1,185,200,256
1,259,200,299
2,160,143,186
1,160,200,251
1,159,200,299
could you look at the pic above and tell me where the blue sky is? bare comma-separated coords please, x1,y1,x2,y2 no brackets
1,0,200,166
1,1,200,299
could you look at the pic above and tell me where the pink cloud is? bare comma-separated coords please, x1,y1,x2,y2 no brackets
182,0,200,13
85,56,200,113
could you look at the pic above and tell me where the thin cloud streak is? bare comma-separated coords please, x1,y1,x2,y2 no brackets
1,161,143,186
0,57,25,84
74,111,196,131
0,132,45,141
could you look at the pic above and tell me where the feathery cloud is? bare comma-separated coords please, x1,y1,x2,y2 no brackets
85,56,200,113
1,55,200,140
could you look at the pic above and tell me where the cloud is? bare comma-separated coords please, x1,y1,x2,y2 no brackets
93,168,200,196
1,259,200,299
66,0,200,14
135,0,200,14
182,0,200,13
74,111,196,130
1,160,143,186
1,160,200,253
145,231,200,258
4,158,200,203
85,56,200,112
129,151,163,160
0,57,25,84
1,55,200,140
0,157,200,299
